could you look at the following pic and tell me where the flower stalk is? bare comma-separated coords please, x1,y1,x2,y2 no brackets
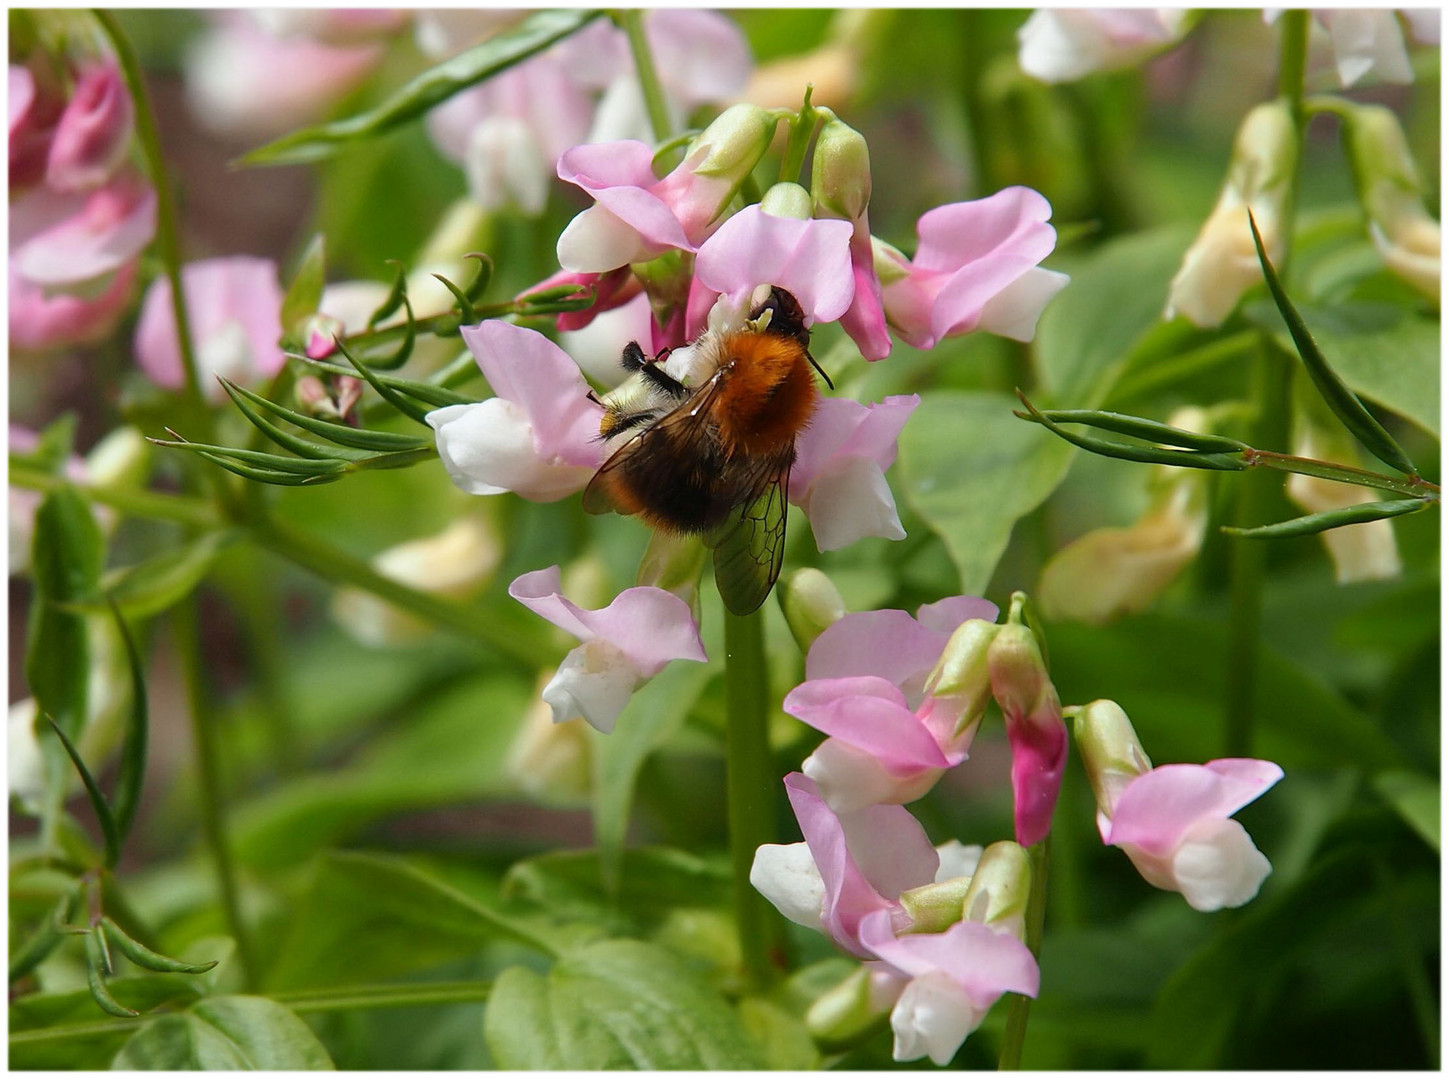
618,9,672,144
997,836,1050,1070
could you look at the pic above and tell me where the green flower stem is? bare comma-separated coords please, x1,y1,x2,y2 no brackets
8,465,221,530
723,606,786,989
171,596,258,991
997,836,1051,1070
618,10,673,144
247,512,552,665
1248,450,1438,498
223,550,301,775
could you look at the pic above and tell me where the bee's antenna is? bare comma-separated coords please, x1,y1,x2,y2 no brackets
806,349,834,391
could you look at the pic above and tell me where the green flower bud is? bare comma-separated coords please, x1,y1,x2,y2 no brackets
636,530,708,616
921,619,999,741
1070,699,1152,818
987,622,1052,722
811,118,872,222
871,236,912,287
806,966,897,1046
84,427,149,491
692,104,781,183
960,841,1033,938
780,568,846,654
760,181,813,221
898,875,974,934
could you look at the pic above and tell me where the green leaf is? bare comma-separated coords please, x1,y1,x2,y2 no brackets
9,976,202,1070
1248,212,1418,475
1256,300,1441,438
101,532,233,621
110,996,335,1069
1372,770,1439,852
1222,497,1431,540
44,717,120,869
333,338,431,423
484,939,764,1069
27,487,104,738
13,412,78,474
738,996,821,1070
281,232,326,337
242,10,602,165
265,852,557,990
899,391,1074,594
593,653,716,892
299,360,475,408
221,378,435,451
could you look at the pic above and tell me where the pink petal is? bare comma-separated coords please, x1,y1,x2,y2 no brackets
694,206,855,324
839,219,893,360
805,609,952,689
1006,708,1068,849
427,400,595,502
12,169,156,287
785,676,953,771
916,596,999,635
797,456,905,551
861,912,1040,1003
913,188,1057,274
646,10,752,108
508,566,705,674
10,65,62,191
10,256,138,352
44,62,134,192
792,395,919,495
458,321,602,468
556,139,659,192
1105,759,1284,855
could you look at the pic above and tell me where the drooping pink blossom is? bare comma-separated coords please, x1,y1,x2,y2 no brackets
10,256,138,352
508,565,707,733
987,621,1067,848
427,321,603,502
790,394,919,551
1017,9,1190,83
10,168,156,289
879,188,1068,348
10,65,64,191
133,256,286,399
517,265,638,334
44,62,134,192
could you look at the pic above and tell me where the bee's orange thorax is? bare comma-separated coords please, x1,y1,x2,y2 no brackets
713,332,818,456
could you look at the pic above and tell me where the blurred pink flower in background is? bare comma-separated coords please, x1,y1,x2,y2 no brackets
1017,9,1189,83
133,256,286,398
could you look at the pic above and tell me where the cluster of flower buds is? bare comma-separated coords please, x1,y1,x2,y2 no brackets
753,575,1283,1064
10,44,154,352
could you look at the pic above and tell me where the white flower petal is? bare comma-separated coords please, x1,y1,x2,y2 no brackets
427,401,594,501
1171,817,1272,912
975,267,1070,342
749,842,826,932
801,456,906,552
541,640,641,733
890,971,984,1066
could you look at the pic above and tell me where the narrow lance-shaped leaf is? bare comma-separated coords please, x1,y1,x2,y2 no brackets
369,260,409,328
221,377,436,450
8,893,73,983
369,291,417,371
28,488,103,739
1026,407,1249,453
1248,210,1418,476
85,929,140,1018
220,378,370,461
241,9,602,165
433,272,477,324
1015,393,1248,471
101,917,218,975
280,232,326,338
1222,497,1432,540
464,252,494,303
44,717,121,869
151,434,353,476
333,338,433,424
101,533,233,620
106,597,148,848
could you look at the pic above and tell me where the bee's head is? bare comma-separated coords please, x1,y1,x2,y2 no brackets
748,285,810,348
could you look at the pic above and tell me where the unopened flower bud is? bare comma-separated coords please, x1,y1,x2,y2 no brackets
780,568,846,654
806,966,903,1047
691,103,779,183
919,619,999,742
1070,699,1152,821
1166,100,1297,327
294,374,337,416
898,876,974,935
1339,102,1440,304
45,62,134,192
811,118,872,222
635,530,707,614
870,236,912,287
759,181,813,221
84,426,149,490
960,841,1033,938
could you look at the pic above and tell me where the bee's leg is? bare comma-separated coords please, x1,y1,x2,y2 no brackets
620,341,649,372
640,363,687,399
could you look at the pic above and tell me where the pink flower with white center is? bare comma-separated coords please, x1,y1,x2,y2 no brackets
10,256,138,352
509,565,706,733
134,256,285,399
1074,699,1281,911
790,394,919,551
183,13,384,140
987,611,1067,849
427,321,603,502
44,62,134,193
427,53,592,216
879,188,1069,349
751,772,942,957
1017,9,1190,83
858,909,1040,1065
10,168,156,290
792,600,999,812
690,203,856,335
555,104,779,274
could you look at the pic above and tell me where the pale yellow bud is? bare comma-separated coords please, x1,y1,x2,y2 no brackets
1285,425,1402,583
1071,699,1152,820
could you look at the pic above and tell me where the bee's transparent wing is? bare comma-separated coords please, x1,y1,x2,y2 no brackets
705,465,789,616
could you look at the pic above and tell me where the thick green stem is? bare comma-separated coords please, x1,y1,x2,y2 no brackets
171,597,257,990
9,465,221,530
619,10,673,144
723,606,785,989
997,836,1050,1070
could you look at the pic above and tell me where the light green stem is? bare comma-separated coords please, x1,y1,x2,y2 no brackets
8,465,221,530
723,606,785,989
619,10,673,144
172,597,257,990
997,837,1050,1070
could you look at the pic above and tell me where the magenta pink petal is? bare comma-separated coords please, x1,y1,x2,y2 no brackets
806,609,953,688
916,596,999,635
840,800,943,900
45,62,134,191
694,206,855,323
508,566,597,642
785,676,951,770
578,585,707,674
1007,711,1068,848
556,139,659,192
1105,760,1284,854
839,220,893,360
459,321,601,467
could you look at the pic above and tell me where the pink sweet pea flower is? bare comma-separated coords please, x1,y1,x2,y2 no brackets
790,394,919,551
517,265,638,334
1101,759,1282,912
879,188,1069,349
134,256,285,400
427,321,603,502
10,168,156,289
508,565,706,733
44,61,134,193
987,619,1067,848
858,909,1040,1066
1017,9,1190,84
751,773,940,957
10,256,138,352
